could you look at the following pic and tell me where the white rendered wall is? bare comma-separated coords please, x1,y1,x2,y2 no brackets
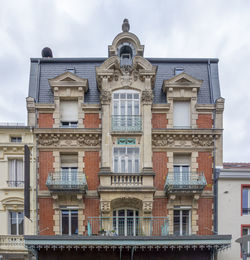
218,177,250,260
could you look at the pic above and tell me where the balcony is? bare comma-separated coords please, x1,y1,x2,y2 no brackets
6,181,24,188
87,216,169,236
164,172,207,194
46,171,87,193
0,235,26,252
112,115,142,132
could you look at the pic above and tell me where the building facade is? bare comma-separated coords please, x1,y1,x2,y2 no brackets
218,163,250,260
24,20,230,259
0,124,36,260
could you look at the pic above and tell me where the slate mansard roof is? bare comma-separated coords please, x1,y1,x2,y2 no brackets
28,57,221,105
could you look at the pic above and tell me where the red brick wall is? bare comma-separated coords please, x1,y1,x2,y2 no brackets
197,114,213,129
84,198,100,235
38,198,54,235
38,113,54,128
153,152,168,190
197,152,213,191
152,113,168,128
39,151,54,190
197,198,213,235
153,198,168,217
84,113,101,128
84,151,100,190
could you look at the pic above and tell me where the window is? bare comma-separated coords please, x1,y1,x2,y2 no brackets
9,211,24,235
113,91,140,116
242,187,250,215
173,155,191,183
113,147,139,173
173,101,190,128
242,226,250,255
8,159,24,187
60,100,78,128
119,45,133,66
60,154,78,182
10,137,22,143
173,208,191,235
66,68,75,74
113,209,139,236
175,68,184,75
61,209,78,235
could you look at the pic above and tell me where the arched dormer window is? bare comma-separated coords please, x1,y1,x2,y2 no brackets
117,42,135,67
112,90,141,132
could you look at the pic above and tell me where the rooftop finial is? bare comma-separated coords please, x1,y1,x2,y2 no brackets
122,18,130,32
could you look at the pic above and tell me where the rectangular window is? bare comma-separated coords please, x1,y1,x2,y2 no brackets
173,101,190,129
173,155,191,183
60,100,78,128
242,226,250,255
175,68,184,75
242,187,250,215
9,211,24,235
173,208,191,235
113,147,139,173
60,154,78,182
10,137,22,143
8,159,24,187
61,210,78,235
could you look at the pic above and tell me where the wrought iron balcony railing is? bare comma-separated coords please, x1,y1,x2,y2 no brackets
165,172,207,193
46,171,87,193
7,181,24,188
112,115,142,132
87,216,169,237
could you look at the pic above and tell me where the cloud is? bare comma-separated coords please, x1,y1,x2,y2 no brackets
0,0,249,162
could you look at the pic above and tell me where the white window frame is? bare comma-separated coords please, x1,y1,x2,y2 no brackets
113,208,139,236
8,211,24,235
173,207,191,236
242,187,250,215
173,164,190,182
112,90,140,116
10,136,22,143
242,226,250,254
60,100,78,128
113,147,140,173
8,159,24,187
60,208,78,235
173,101,191,129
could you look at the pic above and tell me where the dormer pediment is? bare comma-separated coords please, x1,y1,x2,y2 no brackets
49,71,89,93
162,73,203,93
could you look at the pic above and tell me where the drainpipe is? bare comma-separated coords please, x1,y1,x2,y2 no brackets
131,246,134,260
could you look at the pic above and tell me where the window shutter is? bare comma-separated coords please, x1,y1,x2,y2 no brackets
17,160,24,182
174,155,191,165
173,101,190,128
61,155,78,168
60,101,78,122
8,160,15,182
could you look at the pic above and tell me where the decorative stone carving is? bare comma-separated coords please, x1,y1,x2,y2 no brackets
37,133,101,147
100,90,111,104
152,133,219,148
101,201,111,213
143,201,153,213
141,90,154,104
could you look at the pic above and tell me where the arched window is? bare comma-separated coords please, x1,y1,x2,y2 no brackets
120,45,133,66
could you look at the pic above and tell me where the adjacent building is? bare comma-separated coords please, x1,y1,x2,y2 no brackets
218,163,250,260
0,124,36,260
22,19,230,259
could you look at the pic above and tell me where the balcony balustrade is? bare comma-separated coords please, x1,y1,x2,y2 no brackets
0,235,26,251
46,171,87,193
87,216,169,237
111,173,143,187
112,115,142,132
165,172,207,193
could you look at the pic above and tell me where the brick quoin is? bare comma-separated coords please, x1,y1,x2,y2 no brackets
84,198,100,235
38,113,54,128
152,113,168,128
39,198,54,235
196,114,213,129
153,152,168,190
39,151,54,190
84,151,100,190
197,152,213,191
84,113,101,128
197,198,213,235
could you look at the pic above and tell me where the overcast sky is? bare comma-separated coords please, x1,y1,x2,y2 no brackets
0,0,249,162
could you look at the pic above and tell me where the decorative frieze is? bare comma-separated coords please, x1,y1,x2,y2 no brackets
152,132,220,148
37,133,101,147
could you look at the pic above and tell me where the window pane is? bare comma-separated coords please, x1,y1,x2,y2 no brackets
134,94,139,99
134,101,139,115
243,188,249,215
128,159,132,173
114,158,118,173
114,93,119,99
182,210,190,235
18,212,24,235
127,101,132,116
62,210,69,235
135,160,139,173
121,159,126,173
16,160,24,182
120,93,126,99
173,210,180,235
71,211,78,235
114,101,118,115
127,94,132,99
10,212,17,235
